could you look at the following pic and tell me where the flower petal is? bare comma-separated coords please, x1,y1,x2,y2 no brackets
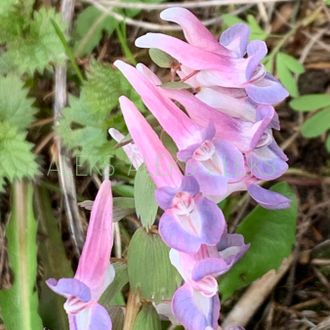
73,304,112,330
160,7,225,54
220,23,250,58
247,184,291,209
246,145,288,180
75,180,113,300
46,278,91,302
246,73,289,105
159,197,225,253
172,283,220,330
115,60,200,149
119,96,182,188
246,40,268,80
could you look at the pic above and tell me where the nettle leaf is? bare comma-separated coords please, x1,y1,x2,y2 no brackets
276,52,305,98
219,182,297,300
0,124,38,186
0,75,36,131
133,304,162,330
74,6,118,56
57,61,142,170
290,94,330,112
127,228,181,303
5,8,66,75
134,165,158,229
301,107,330,138
0,182,43,330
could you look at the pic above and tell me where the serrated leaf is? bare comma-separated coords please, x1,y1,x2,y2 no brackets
134,165,158,229
149,48,173,68
0,75,36,131
127,228,181,302
36,187,72,330
0,182,43,330
290,94,330,112
219,182,297,300
5,8,66,74
276,54,299,97
0,123,38,185
74,6,118,56
133,304,162,330
301,107,330,138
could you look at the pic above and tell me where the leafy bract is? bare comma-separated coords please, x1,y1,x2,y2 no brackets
133,304,162,330
134,165,158,229
301,107,330,138
219,183,297,300
127,228,181,303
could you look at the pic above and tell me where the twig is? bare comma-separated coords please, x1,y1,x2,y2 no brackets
85,0,294,10
223,254,294,328
84,1,253,31
54,0,84,255
123,291,141,330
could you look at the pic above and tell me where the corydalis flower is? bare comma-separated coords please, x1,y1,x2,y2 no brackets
119,96,226,253
169,230,249,330
136,7,288,105
46,180,114,330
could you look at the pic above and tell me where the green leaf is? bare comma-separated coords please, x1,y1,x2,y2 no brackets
0,182,43,330
127,228,181,302
276,53,300,97
301,107,330,138
113,197,135,222
326,135,330,152
133,304,162,330
74,6,118,56
100,262,129,306
0,123,38,186
222,14,244,28
148,48,173,68
277,53,304,74
36,187,72,330
0,75,36,131
219,182,297,300
161,82,192,90
134,165,158,229
247,15,268,40
5,8,66,74
290,94,330,112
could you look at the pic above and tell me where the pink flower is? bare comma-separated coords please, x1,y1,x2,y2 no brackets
46,180,114,330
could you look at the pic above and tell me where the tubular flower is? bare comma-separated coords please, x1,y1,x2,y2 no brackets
46,180,114,330
114,60,246,200
119,96,226,253
169,229,249,330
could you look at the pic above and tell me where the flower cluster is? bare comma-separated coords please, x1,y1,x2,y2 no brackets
114,8,290,330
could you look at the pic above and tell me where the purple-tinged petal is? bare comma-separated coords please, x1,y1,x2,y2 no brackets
246,146,288,180
246,73,289,105
75,180,113,300
246,40,268,80
136,63,161,85
160,7,226,54
192,257,230,281
268,140,288,161
247,184,291,209
155,186,177,210
73,304,112,330
115,60,200,149
135,33,234,71
46,278,91,302
159,196,225,253
180,175,200,195
220,23,250,58
185,159,229,198
172,284,220,330
108,128,143,170
119,96,182,188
